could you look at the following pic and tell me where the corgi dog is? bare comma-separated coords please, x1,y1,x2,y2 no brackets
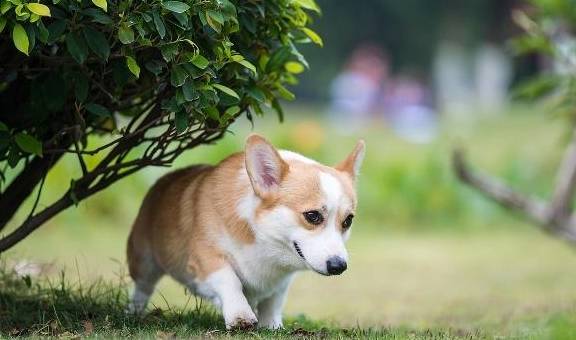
126,134,365,329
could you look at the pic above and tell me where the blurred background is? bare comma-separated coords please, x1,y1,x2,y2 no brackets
5,0,576,334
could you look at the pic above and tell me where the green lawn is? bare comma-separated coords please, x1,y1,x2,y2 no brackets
4,224,576,338
2,108,576,338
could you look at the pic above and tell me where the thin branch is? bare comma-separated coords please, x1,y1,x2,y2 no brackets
27,169,47,220
73,140,88,175
0,103,244,251
0,151,66,232
453,149,550,225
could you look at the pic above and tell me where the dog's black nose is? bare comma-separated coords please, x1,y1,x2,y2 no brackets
326,256,347,275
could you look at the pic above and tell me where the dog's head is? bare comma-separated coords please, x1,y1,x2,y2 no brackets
242,134,365,276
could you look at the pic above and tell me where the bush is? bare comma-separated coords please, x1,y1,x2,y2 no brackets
0,0,321,251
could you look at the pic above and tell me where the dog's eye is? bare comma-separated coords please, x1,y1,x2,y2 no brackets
342,214,354,230
303,210,324,225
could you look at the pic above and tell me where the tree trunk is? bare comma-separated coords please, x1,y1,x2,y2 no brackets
0,153,64,232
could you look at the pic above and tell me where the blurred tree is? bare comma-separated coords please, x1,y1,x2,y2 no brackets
0,0,321,252
454,0,576,243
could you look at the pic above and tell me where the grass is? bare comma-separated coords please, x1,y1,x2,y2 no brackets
0,258,575,339
3,107,576,338
0,269,483,339
5,226,576,338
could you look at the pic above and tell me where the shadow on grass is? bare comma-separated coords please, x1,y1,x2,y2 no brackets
0,268,486,339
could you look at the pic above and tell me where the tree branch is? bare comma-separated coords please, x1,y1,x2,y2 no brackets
0,103,245,252
453,150,549,223
0,152,64,232
453,149,576,243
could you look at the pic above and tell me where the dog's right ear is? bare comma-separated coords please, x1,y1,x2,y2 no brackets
245,134,288,198
335,139,366,181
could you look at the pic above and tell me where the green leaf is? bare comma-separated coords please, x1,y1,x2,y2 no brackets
247,87,266,103
152,11,166,39
118,24,134,44
291,0,321,13
182,79,199,101
37,21,49,43
205,106,219,120
66,32,88,64
162,1,190,13
0,17,6,34
170,65,188,87
83,27,110,60
15,133,42,156
47,20,66,44
7,146,20,168
285,61,304,74
85,103,111,116
267,46,291,72
91,0,107,12
29,13,40,23
126,56,140,78
160,43,178,62
172,12,188,26
191,54,209,69
175,111,188,133
213,84,239,100
24,24,36,52
271,98,284,122
206,10,224,25
0,2,11,15
84,8,113,24
276,84,295,101
0,121,8,131
230,54,243,62
301,27,323,47
12,23,29,56
145,60,164,76
205,10,223,33
26,3,50,16
237,59,257,76
224,105,240,117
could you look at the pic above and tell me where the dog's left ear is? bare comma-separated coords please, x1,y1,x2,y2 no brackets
245,134,289,198
335,140,366,181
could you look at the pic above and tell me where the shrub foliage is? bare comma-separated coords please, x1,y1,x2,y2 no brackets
0,0,320,251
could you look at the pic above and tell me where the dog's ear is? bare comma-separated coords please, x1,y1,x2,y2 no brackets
245,134,288,197
335,140,366,181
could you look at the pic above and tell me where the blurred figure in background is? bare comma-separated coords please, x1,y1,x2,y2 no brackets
329,44,389,132
329,43,437,143
383,74,438,144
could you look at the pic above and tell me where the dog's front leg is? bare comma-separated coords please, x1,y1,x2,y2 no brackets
257,276,292,329
198,265,257,330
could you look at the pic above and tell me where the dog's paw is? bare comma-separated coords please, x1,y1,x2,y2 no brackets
125,302,144,316
258,318,283,330
225,312,258,331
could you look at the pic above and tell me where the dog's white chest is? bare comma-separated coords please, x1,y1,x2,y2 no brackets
221,238,297,302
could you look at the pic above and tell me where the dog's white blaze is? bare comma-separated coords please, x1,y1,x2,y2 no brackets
279,150,318,164
285,171,350,274
319,171,343,211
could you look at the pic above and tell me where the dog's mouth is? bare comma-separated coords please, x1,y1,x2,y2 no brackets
292,241,328,276
293,241,330,276
293,241,305,260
